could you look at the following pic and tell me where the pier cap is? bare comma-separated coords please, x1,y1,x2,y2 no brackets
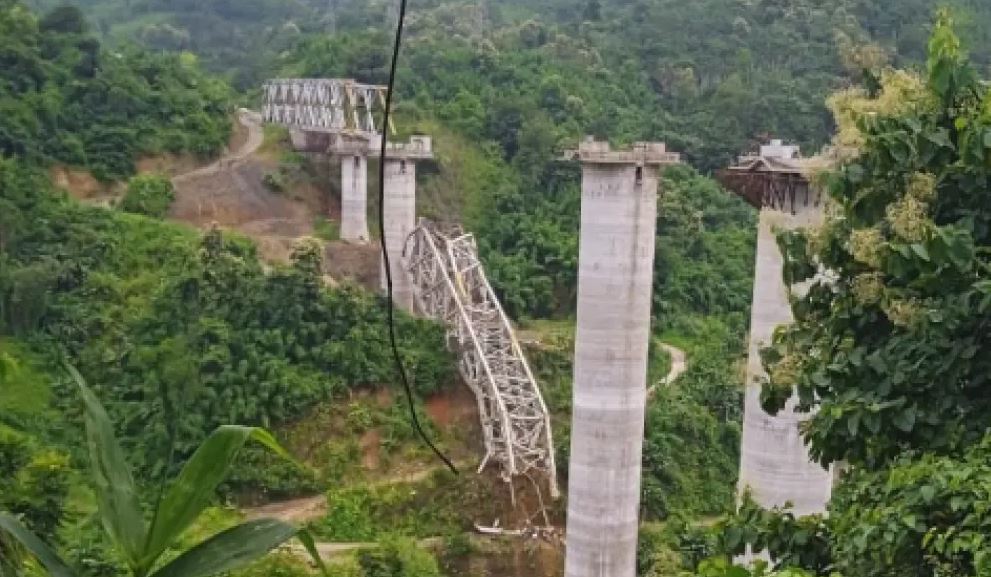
367,134,434,160
564,137,681,166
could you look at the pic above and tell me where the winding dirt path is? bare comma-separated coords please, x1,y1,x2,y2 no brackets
660,343,687,384
78,109,264,208
173,109,264,182
648,342,688,398
241,460,470,527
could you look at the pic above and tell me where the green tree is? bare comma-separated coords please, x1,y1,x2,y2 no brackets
119,174,175,218
720,13,991,577
762,10,991,470
357,538,441,577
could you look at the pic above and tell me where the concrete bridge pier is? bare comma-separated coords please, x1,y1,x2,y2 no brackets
376,135,432,310
340,154,370,243
738,201,832,516
718,140,834,525
564,139,680,577
380,157,416,310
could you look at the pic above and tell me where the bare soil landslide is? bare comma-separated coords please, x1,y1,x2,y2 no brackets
323,241,381,289
169,111,316,263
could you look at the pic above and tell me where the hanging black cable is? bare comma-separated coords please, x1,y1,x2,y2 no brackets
377,0,459,475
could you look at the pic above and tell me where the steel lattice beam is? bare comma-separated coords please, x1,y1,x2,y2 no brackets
404,220,559,497
262,78,388,135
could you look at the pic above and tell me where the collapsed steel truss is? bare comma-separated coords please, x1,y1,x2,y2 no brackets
404,220,559,497
262,78,388,134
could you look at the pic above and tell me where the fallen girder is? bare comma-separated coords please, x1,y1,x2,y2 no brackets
404,219,559,498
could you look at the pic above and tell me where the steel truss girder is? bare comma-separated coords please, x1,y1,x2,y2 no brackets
404,220,559,497
262,78,387,134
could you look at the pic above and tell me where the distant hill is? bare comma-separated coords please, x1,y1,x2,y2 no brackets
29,0,991,165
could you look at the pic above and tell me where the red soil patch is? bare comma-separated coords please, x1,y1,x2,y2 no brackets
425,385,479,429
135,153,203,177
50,165,116,200
374,388,393,408
169,160,316,263
324,241,381,290
359,429,382,471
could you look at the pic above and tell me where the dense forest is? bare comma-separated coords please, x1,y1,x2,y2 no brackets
2,0,991,576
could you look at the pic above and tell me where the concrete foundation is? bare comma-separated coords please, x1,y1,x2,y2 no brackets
738,202,832,516
565,140,676,577
380,158,416,310
340,154,369,242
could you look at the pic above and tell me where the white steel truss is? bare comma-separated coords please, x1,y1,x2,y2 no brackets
404,219,559,497
262,78,388,134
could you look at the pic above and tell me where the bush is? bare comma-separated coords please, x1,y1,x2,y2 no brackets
315,472,497,542
313,218,340,242
0,427,71,539
357,538,441,577
222,444,322,501
231,553,315,577
119,174,175,218
263,170,288,192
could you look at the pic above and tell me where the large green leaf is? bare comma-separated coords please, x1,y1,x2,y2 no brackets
0,513,77,577
148,519,297,577
68,365,147,568
140,426,295,571
295,528,331,577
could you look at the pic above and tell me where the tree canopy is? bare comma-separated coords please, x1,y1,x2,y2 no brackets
721,13,991,577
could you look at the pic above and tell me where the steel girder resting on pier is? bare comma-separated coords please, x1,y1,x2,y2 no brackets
404,220,559,498
262,78,388,134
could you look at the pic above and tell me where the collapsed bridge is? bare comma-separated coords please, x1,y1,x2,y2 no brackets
405,221,558,497
263,78,559,498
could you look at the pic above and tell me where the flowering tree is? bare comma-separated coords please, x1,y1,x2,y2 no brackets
762,10,991,471
716,13,991,577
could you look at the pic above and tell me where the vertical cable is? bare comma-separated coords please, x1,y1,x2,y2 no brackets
377,0,458,475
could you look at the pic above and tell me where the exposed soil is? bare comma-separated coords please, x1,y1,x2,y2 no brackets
425,383,480,429
51,165,119,201
170,161,316,262
244,495,328,525
359,429,382,471
323,241,381,290
135,153,203,177
449,537,563,577
168,111,324,263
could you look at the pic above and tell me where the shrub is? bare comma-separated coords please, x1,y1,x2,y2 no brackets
313,218,340,242
357,538,441,577
232,553,315,577
119,174,175,218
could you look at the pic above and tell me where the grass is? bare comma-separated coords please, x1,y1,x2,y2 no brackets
259,125,291,157
313,217,340,242
310,469,500,541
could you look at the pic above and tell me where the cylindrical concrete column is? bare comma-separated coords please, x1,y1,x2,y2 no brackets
380,158,416,310
340,154,369,242
565,160,660,577
737,202,832,516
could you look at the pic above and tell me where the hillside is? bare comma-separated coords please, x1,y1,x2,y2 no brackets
4,1,991,577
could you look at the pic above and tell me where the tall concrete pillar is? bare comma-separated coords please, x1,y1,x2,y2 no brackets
738,201,832,516
565,140,678,577
340,154,369,242
380,158,416,310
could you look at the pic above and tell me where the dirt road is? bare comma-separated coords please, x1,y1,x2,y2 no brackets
169,110,320,262
648,343,688,398
173,109,264,182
